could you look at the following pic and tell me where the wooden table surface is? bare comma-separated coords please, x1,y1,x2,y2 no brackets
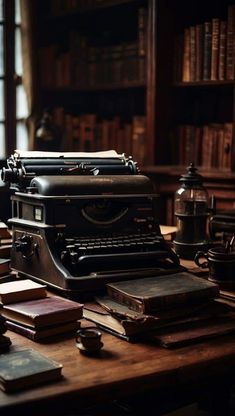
1,318,235,415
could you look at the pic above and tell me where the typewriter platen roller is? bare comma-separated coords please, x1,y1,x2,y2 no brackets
2,150,180,298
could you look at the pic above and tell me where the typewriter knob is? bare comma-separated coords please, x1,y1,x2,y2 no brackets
13,234,37,259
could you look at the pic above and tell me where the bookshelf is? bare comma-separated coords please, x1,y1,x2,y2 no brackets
35,0,235,224
36,0,154,167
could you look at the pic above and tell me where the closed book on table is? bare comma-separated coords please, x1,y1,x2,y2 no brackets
0,259,10,276
0,279,47,304
0,348,63,392
6,319,81,341
2,296,83,328
106,272,219,314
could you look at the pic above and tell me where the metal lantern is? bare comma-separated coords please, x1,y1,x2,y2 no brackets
173,163,210,260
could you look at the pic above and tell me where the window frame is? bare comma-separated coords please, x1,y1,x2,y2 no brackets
4,0,16,157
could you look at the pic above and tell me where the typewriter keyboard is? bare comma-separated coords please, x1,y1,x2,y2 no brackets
56,231,170,274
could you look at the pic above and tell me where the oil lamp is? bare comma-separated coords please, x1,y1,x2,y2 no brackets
173,163,210,260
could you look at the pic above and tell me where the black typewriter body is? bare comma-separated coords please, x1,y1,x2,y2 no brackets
3,151,180,298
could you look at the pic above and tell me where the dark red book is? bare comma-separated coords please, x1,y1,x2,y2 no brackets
2,296,83,328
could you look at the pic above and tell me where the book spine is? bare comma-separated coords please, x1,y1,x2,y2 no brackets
189,26,196,81
203,21,212,81
107,288,143,313
195,24,203,81
218,21,227,81
226,4,235,80
211,18,220,81
182,28,190,82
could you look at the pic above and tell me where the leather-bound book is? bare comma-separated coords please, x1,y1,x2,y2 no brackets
0,348,63,392
211,18,220,81
106,272,219,314
6,320,81,341
203,21,212,81
0,279,47,305
2,296,83,328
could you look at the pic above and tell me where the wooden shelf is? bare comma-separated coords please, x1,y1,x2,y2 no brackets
43,82,146,93
173,80,234,88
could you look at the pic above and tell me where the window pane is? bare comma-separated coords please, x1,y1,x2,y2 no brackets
0,26,3,76
0,122,5,158
16,121,28,151
15,27,23,75
0,0,3,21
15,0,21,24
16,84,28,118
0,80,4,121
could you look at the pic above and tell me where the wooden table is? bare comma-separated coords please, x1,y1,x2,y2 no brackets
1,319,235,416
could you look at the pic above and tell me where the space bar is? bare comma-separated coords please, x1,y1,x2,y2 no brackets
77,251,170,271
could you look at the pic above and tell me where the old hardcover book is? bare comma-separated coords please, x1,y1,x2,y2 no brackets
211,18,220,81
0,222,11,239
83,302,161,338
202,21,212,81
218,21,227,80
0,348,63,392
226,4,235,80
106,272,219,314
2,296,83,328
0,279,47,305
0,258,10,276
150,316,235,348
6,319,81,341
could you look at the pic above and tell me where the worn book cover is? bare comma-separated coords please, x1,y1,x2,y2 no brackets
2,296,83,328
0,279,47,305
0,348,63,392
6,319,81,341
149,316,235,348
0,258,10,276
106,272,219,314
83,302,161,337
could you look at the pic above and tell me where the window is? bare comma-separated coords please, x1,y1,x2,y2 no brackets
1,0,29,161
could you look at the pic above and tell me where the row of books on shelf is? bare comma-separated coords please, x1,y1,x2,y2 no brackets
40,7,147,88
171,122,233,169
175,4,235,82
52,108,146,165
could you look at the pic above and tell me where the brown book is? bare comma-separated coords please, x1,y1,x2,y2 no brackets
218,21,227,80
226,4,235,80
189,26,196,81
182,27,190,82
222,122,233,169
83,301,161,338
203,21,212,81
0,222,11,239
195,24,203,81
150,316,235,348
211,18,220,81
0,279,47,305
106,272,219,314
0,348,63,392
6,319,81,341
0,258,10,276
1,296,83,328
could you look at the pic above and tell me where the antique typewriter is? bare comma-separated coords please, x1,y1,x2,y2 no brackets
1,150,180,298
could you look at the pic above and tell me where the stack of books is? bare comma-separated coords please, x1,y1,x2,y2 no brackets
83,272,235,346
0,279,83,341
0,314,11,352
0,221,12,260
